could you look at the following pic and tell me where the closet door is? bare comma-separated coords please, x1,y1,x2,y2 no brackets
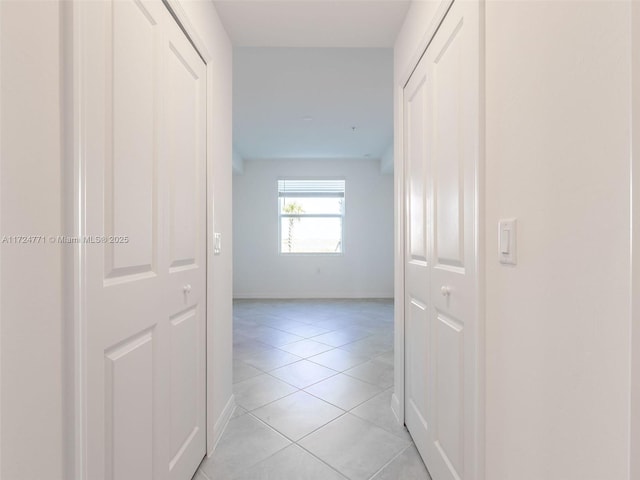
403,1,481,479
162,14,207,480
80,2,206,479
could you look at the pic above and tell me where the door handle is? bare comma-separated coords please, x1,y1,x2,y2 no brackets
183,284,192,294
440,285,451,296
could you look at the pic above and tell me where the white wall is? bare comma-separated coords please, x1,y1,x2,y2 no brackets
395,1,633,479
170,0,234,454
380,143,394,174
1,2,64,478
485,2,631,478
233,158,394,298
0,0,234,476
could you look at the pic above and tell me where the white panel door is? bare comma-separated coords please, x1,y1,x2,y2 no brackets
403,52,432,459
162,15,207,480
403,1,481,479
81,2,206,480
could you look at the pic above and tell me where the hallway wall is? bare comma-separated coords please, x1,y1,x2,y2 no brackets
0,2,64,478
394,1,633,479
233,158,394,299
485,2,631,479
0,0,233,477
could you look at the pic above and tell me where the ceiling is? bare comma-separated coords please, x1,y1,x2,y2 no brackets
212,1,411,48
216,1,405,163
233,47,393,161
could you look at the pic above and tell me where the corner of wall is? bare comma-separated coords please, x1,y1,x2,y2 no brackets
232,148,244,175
380,142,394,175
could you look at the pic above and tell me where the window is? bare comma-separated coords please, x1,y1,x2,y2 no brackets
278,179,345,254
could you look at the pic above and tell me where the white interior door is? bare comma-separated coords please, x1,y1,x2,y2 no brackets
163,15,207,480
403,1,481,479
403,48,431,459
81,1,207,479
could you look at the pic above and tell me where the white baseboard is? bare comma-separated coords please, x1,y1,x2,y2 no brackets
208,394,235,456
233,292,394,300
391,392,402,425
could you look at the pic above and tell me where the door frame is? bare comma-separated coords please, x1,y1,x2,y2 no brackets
631,1,640,477
392,1,486,478
64,1,214,478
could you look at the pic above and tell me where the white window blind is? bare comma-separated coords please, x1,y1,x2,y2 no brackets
278,179,345,198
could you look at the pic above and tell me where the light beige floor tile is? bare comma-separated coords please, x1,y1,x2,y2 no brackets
233,360,263,384
200,414,290,479
278,339,334,358
242,347,302,372
344,358,394,388
279,323,332,338
269,360,338,389
304,373,383,410
308,348,370,372
299,414,410,480
233,374,298,410
312,329,371,347
232,445,347,480
231,405,248,419
350,388,411,441
252,390,344,441
371,444,432,480
254,327,304,347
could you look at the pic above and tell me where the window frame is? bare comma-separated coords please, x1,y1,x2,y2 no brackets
277,178,346,256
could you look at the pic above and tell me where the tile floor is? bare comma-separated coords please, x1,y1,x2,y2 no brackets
196,299,432,480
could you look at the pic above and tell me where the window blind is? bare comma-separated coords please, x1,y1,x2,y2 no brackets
277,179,345,198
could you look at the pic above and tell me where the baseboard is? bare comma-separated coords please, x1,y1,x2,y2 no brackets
391,392,402,425
233,292,394,300
208,394,235,456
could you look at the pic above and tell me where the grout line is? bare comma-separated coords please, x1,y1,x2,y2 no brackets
366,443,414,480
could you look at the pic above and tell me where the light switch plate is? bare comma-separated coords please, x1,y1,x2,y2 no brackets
214,233,222,255
498,219,517,265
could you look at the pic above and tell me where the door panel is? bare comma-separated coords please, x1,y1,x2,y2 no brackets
82,2,207,480
105,330,155,480
404,1,480,479
433,18,465,270
169,307,199,466
166,38,200,271
404,50,431,457
163,17,207,480
434,312,463,475
107,0,157,280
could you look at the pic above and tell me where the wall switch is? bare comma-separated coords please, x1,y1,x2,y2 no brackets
214,233,222,255
498,219,517,265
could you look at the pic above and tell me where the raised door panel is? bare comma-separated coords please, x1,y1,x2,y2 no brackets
407,75,428,264
434,312,464,477
169,307,200,470
166,41,202,272
433,17,465,271
105,330,155,480
405,298,430,454
105,0,159,283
